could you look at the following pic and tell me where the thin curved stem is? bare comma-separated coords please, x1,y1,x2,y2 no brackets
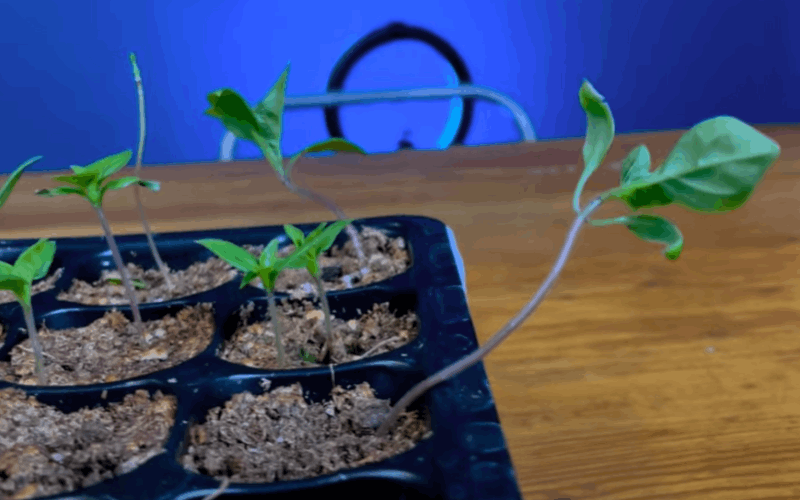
94,206,146,345
266,290,285,367
130,52,173,289
375,196,604,437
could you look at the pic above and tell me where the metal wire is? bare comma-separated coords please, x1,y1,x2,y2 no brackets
219,84,536,161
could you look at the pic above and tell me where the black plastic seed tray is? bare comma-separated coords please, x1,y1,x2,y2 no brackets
0,215,522,500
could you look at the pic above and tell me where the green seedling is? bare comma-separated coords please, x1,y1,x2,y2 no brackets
0,239,56,385
375,80,782,436
128,52,174,290
197,220,350,367
283,221,350,352
299,348,318,363
35,150,160,344
1,156,43,209
106,277,148,289
204,63,371,278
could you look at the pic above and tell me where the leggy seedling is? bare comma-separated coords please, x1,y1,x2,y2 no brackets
375,80,782,436
128,52,174,290
204,64,372,281
0,239,56,385
197,219,350,367
35,150,161,344
283,221,351,359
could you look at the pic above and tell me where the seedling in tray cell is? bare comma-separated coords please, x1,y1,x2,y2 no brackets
0,238,56,385
204,63,372,281
35,149,161,345
197,219,351,368
374,80,783,436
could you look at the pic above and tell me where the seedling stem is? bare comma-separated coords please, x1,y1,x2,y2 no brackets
21,304,46,385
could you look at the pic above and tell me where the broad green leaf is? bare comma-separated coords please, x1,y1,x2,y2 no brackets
620,145,652,186
196,239,258,272
85,150,133,181
253,64,289,143
205,89,264,143
35,186,86,197
283,224,305,247
239,269,259,289
310,220,351,254
0,261,14,274
286,138,366,179
0,156,41,210
259,238,282,267
14,239,55,282
591,214,683,260
53,174,94,189
101,176,143,195
573,81,615,214
0,272,29,306
602,116,781,213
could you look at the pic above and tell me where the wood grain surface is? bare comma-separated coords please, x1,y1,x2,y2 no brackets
3,124,800,499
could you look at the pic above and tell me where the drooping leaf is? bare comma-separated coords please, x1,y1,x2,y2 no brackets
101,177,159,200
35,186,86,197
14,239,55,282
573,81,615,213
591,214,684,260
602,116,781,213
0,156,41,210
620,145,652,186
205,89,264,144
196,239,258,273
134,179,161,192
286,138,366,179
253,64,289,143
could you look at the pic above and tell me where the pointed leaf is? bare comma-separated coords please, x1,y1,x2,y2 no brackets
101,176,143,195
0,156,41,210
205,89,265,143
259,238,282,268
603,116,781,213
283,224,305,247
35,186,86,198
239,269,260,289
253,64,289,143
84,150,133,181
620,145,652,186
14,239,55,282
573,81,615,213
591,214,683,260
135,179,160,192
196,239,257,272
53,174,94,189
286,138,366,179
0,272,29,306
309,220,351,254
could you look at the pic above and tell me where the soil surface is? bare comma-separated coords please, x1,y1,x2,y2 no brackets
0,304,215,386
58,227,410,305
181,381,431,483
221,299,419,370
0,268,63,305
0,388,176,499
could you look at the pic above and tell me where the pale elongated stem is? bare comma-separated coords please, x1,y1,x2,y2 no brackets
22,304,46,385
93,206,146,343
130,53,174,289
266,290,285,367
375,196,604,437
312,273,334,343
279,175,369,276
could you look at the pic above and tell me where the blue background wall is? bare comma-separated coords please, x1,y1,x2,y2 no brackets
2,0,798,173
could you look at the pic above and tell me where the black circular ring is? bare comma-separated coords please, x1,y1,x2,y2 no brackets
325,22,474,147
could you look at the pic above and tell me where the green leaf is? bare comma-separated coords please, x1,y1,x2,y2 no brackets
286,138,366,179
197,239,258,272
603,116,781,213
253,64,289,143
309,220,351,254
101,176,143,194
86,150,133,181
135,179,160,192
106,277,148,289
620,145,652,186
239,269,260,289
35,186,86,198
260,139,285,178
0,272,29,306
0,156,41,210
205,89,264,143
573,81,615,214
299,348,317,363
283,224,305,247
0,261,14,274
257,267,281,292
591,214,684,260
14,239,55,282
259,238,282,267
86,182,103,207
52,174,94,189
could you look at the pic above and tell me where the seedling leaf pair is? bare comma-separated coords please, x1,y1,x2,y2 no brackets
283,220,349,277
0,239,55,308
36,150,160,207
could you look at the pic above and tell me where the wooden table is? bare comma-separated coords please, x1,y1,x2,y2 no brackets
3,124,800,499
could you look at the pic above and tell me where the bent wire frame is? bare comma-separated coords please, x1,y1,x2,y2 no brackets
219,84,536,162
